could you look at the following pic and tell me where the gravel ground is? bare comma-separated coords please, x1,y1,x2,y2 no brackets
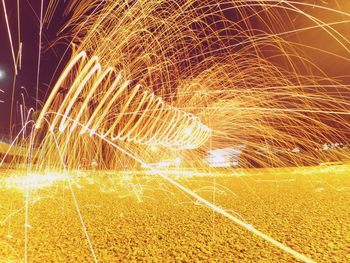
0,166,349,262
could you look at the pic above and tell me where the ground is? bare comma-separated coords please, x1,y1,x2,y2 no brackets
0,166,349,262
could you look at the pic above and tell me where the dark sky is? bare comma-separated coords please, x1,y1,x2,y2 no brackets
0,0,70,135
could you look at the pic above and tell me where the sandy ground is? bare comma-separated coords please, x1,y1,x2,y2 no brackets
0,166,349,262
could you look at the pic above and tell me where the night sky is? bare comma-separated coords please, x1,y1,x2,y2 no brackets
0,0,70,135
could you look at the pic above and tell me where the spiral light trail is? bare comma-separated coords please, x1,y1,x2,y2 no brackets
35,51,211,150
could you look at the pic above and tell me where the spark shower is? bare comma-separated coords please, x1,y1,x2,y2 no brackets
1,1,350,262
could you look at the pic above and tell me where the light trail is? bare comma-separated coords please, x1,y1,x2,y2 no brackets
43,0,106,102
0,88,3,103
1,0,18,75
88,124,315,263
0,121,34,168
24,125,36,263
159,173,315,263
27,0,350,171
17,0,21,53
2,0,19,137
36,52,211,150
24,174,30,263
182,106,350,116
49,125,98,263
35,0,44,110
35,113,315,262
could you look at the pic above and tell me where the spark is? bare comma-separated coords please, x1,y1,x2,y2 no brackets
1,0,18,74
35,0,44,110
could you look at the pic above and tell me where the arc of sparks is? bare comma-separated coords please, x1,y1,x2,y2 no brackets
36,51,211,150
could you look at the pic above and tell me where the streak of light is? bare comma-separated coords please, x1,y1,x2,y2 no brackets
44,0,106,101
0,87,4,103
17,0,21,50
88,123,315,263
0,121,34,168
36,113,314,262
49,124,98,263
24,175,30,263
35,0,44,110
18,42,23,71
36,52,211,150
1,0,18,74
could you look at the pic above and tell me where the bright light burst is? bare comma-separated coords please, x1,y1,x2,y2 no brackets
3,172,66,191
1,0,350,262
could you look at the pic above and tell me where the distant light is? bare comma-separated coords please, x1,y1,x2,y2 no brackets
5,172,66,190
206,147,244,167
0,69,4,79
